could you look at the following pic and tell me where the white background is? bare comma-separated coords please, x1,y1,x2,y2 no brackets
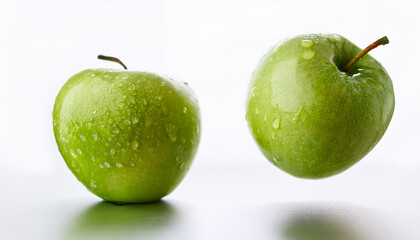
0,0,419,239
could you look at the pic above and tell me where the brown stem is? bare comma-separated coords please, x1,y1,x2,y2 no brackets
342,36,389,72
97,55,127,69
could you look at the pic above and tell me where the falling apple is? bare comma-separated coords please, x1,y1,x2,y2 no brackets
246,34,394,179
53,56,201,203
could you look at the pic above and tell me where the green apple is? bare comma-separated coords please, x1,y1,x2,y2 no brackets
246,34,394,179
53,56,201,203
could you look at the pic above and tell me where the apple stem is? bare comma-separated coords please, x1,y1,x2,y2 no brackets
342,36,389,72
97,55,127,70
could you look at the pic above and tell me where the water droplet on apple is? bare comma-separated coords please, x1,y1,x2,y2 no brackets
92,134,98,141
255,108,259,114
129,162,136,167
175,156,182,164
112,128,120,134
110,148,115,156
115,163,122,168
77,149,82,155
332,34,341,42
264,113,268,121
300,39,314,48
99,164,104,168
89,180,97,189
165,123,177,142
183,107,188,114
273,156,281,162
80,135,86,141
70,149,77,158
91,73,95,77
128,84,136,91
251,87,257,97
104,162,111,168
272,117,281,129
271,132,276,139
131,140,139,150
91,156,95,162
293,107,308,122
92,110,97,115
302,49,315,60
132,117,139,125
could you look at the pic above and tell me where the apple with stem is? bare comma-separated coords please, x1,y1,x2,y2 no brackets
53,56,201,203
246,34,394,179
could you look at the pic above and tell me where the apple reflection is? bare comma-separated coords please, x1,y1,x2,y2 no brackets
279,204,392,240
66,200,180,239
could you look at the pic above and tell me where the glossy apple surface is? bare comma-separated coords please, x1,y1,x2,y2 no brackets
246,34,394,179
53,69,200,203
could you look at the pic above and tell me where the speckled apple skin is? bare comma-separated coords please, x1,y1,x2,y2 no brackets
53,69,200,203
246,34,394,179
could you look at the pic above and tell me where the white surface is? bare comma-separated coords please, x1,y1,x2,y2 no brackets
0,0,419,239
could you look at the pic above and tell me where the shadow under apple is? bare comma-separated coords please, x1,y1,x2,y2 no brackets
278,203,392,240
65,200,180,239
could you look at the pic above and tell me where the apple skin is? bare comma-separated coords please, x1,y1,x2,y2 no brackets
246,33,394,179
53,69,200,203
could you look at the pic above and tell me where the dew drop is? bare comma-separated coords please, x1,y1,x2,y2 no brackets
273,117,281,129
77,149,82,155
92,134,98,141
165,123,177,142
89,180,97,189
183,107,188,114
128,84,136,91
104,162,111,168
131,140,139,150
251,87,257,97
70,149,77,158
92,110,97,115
116,163,122,168
175,156,182,164
80,135,86,141
300,39,314,48
112,128,120,134
302,49,315,60
110,148,115,156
